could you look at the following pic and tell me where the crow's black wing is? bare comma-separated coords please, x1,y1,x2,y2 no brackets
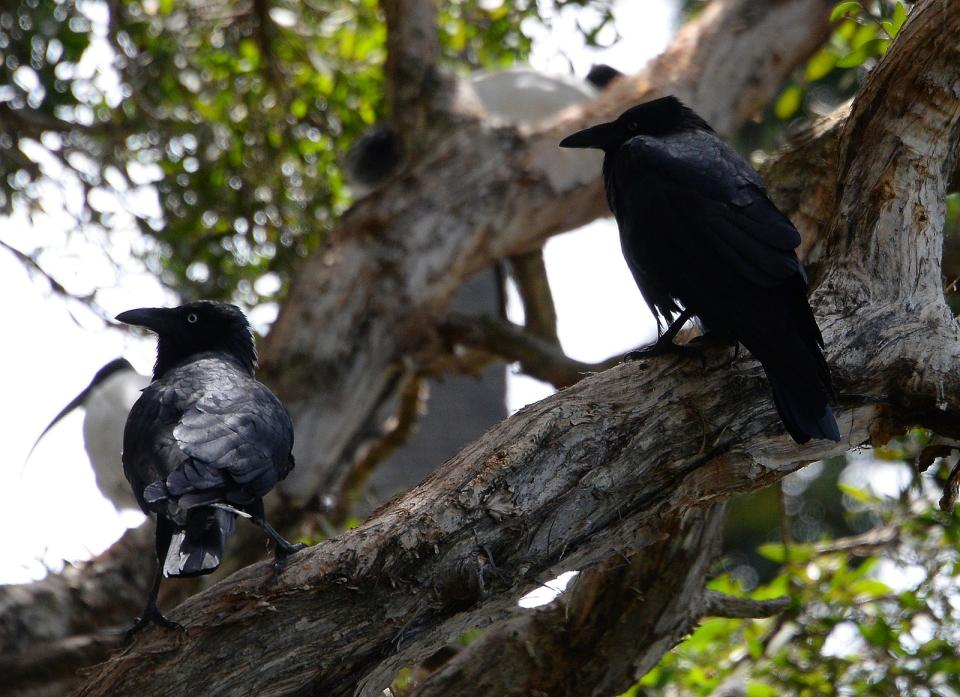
123,356,293,515
166,375,293,499
614,131,804,288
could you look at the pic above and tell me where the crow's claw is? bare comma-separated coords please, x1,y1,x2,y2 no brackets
272,541,307,574
125,604,185,642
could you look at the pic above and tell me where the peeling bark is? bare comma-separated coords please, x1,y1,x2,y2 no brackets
409,505,730,697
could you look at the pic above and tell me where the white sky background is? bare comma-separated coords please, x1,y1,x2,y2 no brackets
0,0,676,583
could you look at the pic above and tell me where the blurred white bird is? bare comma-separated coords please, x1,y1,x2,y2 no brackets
345,64,622,194
28,358,149,512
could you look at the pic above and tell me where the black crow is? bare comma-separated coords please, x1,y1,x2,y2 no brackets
27,358,148,512
560,96,840,444
116,300,305,637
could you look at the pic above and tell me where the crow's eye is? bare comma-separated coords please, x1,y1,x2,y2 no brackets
627,121,639,132
187,313,199,324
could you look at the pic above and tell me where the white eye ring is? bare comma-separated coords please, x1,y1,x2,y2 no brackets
187,313,199,324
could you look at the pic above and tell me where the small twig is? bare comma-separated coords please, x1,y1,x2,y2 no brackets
333,375,427,524
0,239,111,323
507,249,559,345
701,590,791,619
808,524,899,557
438,313,623,389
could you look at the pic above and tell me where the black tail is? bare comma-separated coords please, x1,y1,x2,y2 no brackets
768,372,840,444
163,507,236,578
728,281,840,445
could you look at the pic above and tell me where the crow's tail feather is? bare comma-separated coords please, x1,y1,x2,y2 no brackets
163,507,236,578
768,370,841,445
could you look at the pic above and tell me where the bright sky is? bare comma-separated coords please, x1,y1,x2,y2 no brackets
0,0,676,583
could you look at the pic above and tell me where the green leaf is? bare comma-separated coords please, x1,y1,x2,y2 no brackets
850,22,879,49
849,579,892,598
757,543,787,563
891,2,908,36
836,38,890,67
774,85,805,120
830,1,863,22
859,618,894,647
757,542,813,564
805,48,837,81
838,482,877,503
745,682,778,697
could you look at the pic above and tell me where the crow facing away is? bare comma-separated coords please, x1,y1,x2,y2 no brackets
560,96,840,444
117,301,305,638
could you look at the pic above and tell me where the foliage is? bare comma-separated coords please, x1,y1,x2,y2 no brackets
772,1,910,122
0,0,616,306
627,464,960,697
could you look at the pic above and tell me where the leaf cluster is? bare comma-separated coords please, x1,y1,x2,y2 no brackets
1,0,581,306
773,1,910,122
628,465,960,697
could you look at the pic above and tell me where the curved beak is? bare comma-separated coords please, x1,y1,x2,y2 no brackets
559,121,617,149
115,307,177,334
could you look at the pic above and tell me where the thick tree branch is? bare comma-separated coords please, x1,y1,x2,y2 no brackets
409,506,731,697
382,0,455,142
70,344,855,697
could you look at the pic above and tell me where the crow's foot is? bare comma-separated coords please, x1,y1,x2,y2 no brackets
272,541,307,574
125,604,185,642
625,339,702,362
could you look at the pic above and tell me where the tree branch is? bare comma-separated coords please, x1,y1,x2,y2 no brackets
409,506,731,697
381,0,455,141
436,313,621,389
507,249,560,344
701,591,790,620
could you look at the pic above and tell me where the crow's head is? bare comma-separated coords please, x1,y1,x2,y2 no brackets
116,301,256,378
559,95,711,151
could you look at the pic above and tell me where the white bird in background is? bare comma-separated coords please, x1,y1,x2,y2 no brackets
28,358,149,513
469,64,620,125
345,64,623,194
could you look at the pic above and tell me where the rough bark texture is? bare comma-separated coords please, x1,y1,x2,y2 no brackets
59,2,960,695
408,505,731,697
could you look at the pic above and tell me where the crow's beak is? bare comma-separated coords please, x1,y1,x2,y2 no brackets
115,307,177,334
559,121,617,149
